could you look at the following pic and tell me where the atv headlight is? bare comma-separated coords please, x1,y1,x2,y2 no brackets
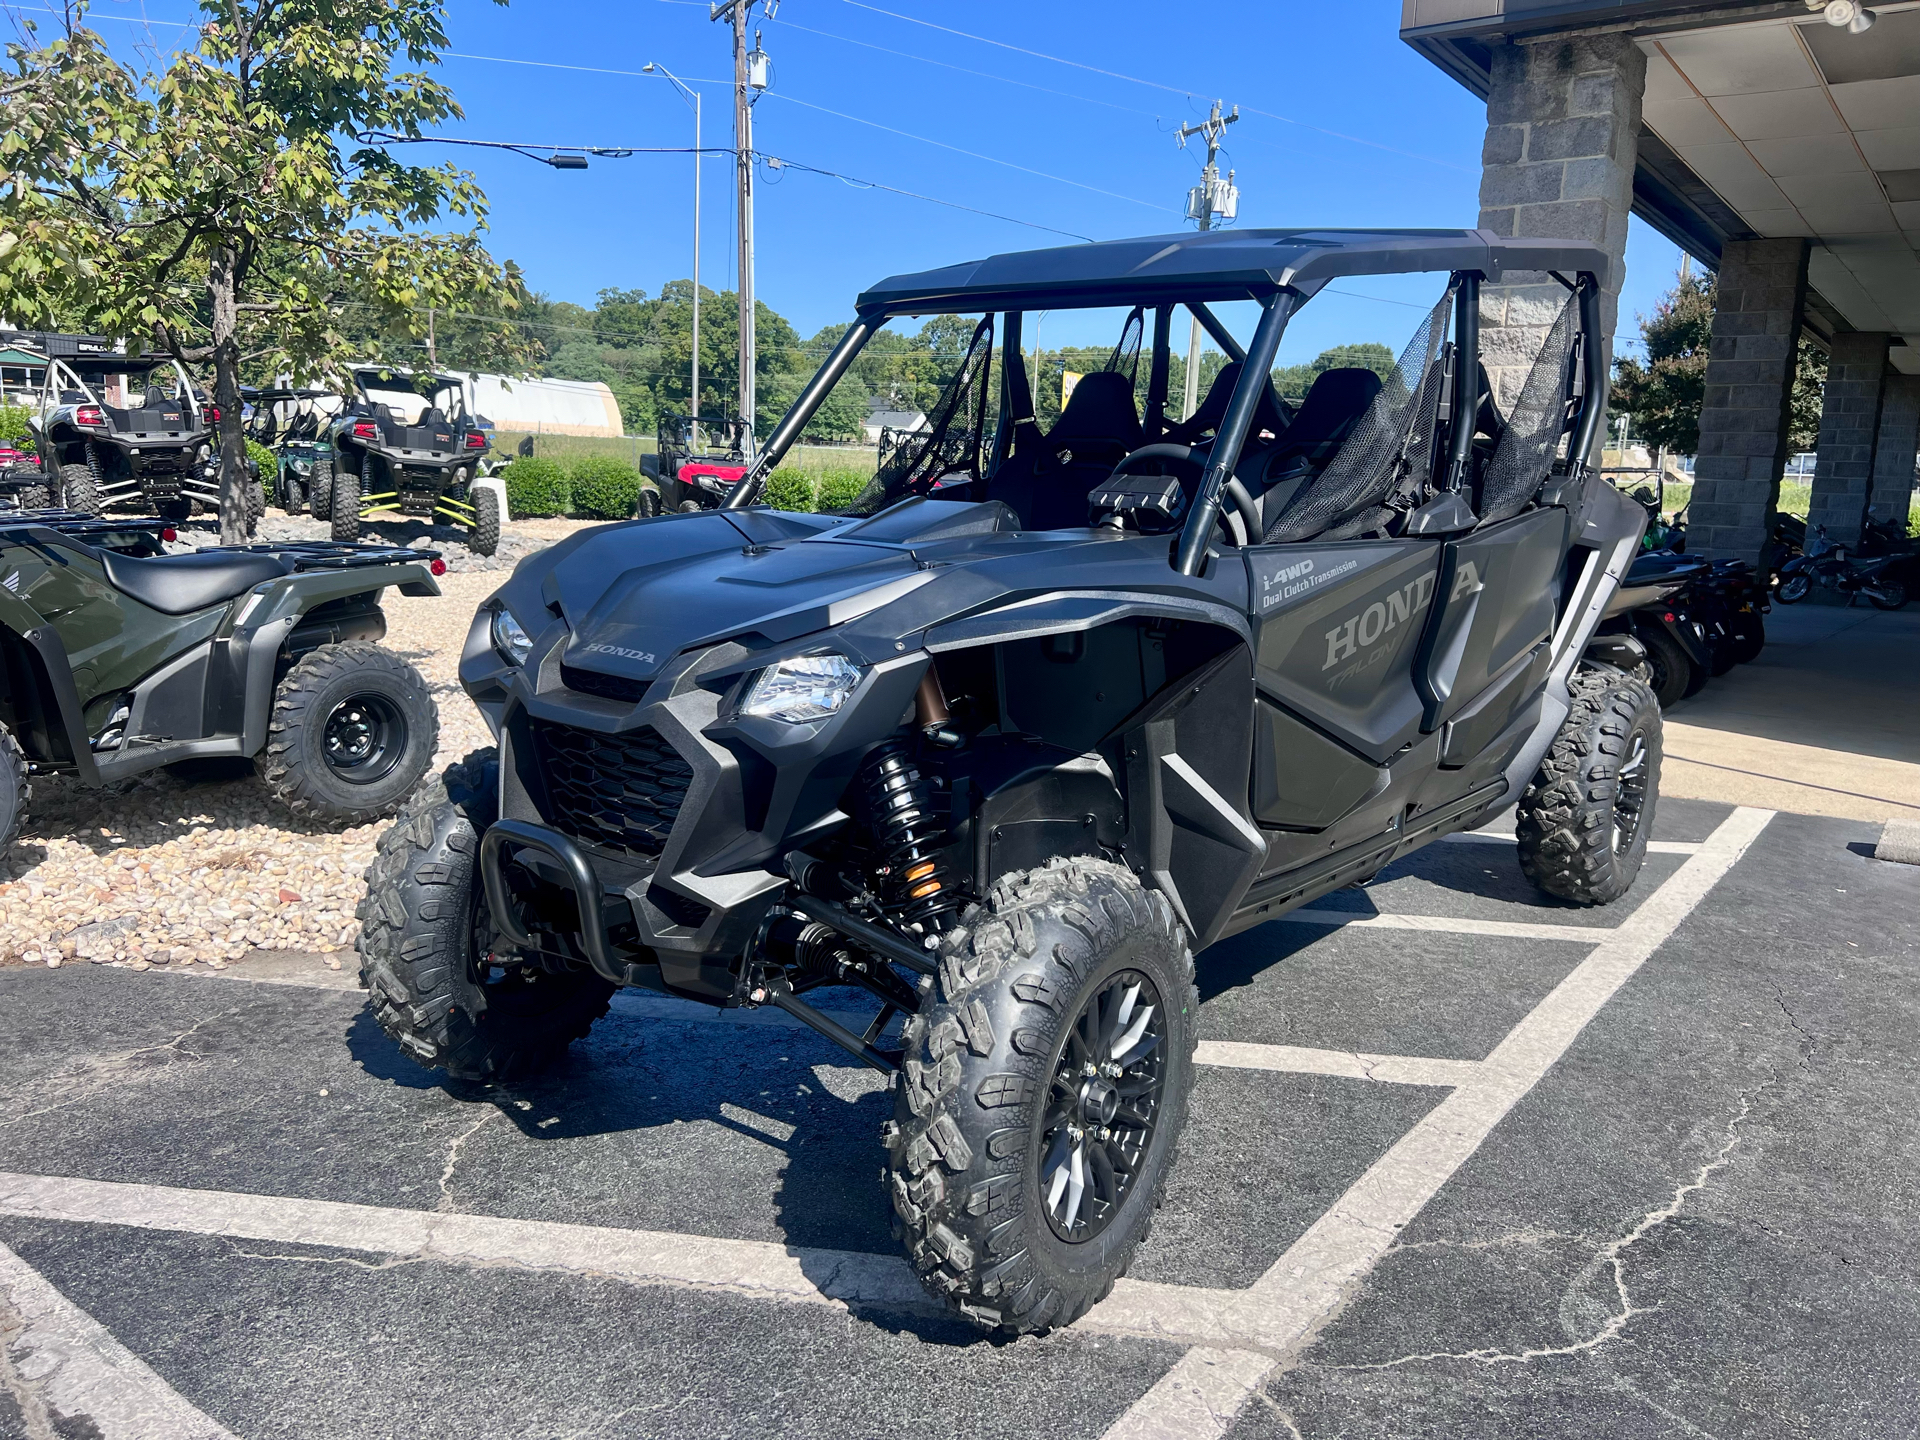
491,608,533,666
740,654,863,724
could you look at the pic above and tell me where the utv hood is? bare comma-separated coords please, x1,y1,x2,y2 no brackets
544,510,936,684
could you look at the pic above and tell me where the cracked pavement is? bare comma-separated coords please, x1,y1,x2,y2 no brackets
0,799,1913,1438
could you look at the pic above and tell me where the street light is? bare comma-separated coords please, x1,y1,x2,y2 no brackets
645,62,703,444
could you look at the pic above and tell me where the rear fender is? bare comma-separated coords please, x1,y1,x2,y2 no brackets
0,616,94,779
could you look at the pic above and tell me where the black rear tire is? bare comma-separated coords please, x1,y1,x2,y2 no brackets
0,722,29,856
470,484,500,557
886,857,1196,1334
309,459,334,519
258,640,436,825
1867,579,1908,611
1516,667,1662,906
15,479,50,510
357,750,615,1081
59,463,101,516
330,469,361,542
1638,625,1697,709
1730,613,1765,664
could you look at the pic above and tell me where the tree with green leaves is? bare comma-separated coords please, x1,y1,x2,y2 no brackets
1610,273,1714,454
1,1,528,540
1787,337,1827,455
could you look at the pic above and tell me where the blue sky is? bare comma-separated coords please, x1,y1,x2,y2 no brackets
53,0,1681,363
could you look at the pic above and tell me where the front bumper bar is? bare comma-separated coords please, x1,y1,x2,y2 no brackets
478,819,658,989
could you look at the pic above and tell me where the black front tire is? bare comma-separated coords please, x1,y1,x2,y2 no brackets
1775,574,1809,604
470,484,500,557
0,722,29,856
1515,667,1662,906
1866,579,1908,611
886,857,1197,1334
59,463,101,516
357,750,615,1081
330,469,361,542
258,640,437,825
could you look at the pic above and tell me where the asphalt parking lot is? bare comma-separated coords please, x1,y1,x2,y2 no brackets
2,795,1917,1440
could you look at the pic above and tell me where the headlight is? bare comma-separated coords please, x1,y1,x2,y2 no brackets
739,654,863,724
491,608,533,666
290,458,311,474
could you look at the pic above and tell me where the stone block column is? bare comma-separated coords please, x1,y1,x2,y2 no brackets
1807,332,1892,546
1868,373,1919,531
1477,33,1645,409
1689,238,1809,566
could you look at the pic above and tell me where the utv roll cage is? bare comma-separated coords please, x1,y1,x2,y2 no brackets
38,352,212,433
723,228,1610,565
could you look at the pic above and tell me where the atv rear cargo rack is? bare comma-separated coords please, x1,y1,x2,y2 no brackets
199,539,445,571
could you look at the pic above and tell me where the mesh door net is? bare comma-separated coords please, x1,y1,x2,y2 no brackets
1261,285,1456,544
1477,291,1579,524
840,316,994,515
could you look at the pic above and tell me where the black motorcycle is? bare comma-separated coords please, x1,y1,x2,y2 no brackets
1776,525,1909,610
1695,558,1767,673
1595,548,1714,706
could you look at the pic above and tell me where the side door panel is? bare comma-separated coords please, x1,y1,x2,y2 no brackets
1245,539,1443,811
1417,508,1569,737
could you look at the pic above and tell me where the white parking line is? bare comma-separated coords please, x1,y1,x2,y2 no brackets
0,1240,236,1440
1279,908,1608,941
1193,1041,1485,1088
1092,805,1774,1435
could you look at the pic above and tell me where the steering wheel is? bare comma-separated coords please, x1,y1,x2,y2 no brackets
1109,444,1263,548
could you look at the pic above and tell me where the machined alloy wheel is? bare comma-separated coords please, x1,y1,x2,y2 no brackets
1038,969,1167,1243
1610,731,1651,857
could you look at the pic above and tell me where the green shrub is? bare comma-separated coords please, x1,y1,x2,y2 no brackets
0,405,32,445
817,468,870,512
760,467,817,513
567,454,643,520
502,455,570,518
246,439,276,493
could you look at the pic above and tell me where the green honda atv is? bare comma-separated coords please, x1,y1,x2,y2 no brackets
0,515,447,853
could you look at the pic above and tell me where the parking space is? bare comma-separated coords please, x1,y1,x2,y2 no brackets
3,794,1917,1439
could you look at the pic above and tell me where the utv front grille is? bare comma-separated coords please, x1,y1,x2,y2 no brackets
532,721,693,857
560,664,649,703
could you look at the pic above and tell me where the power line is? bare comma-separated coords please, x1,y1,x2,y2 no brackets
769,92,1173,212
829,0,1471,172
763,155,1093,241
762,12,1159,119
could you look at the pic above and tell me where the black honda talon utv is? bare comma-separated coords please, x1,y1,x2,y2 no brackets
0,517,446,854
360,228,1660,1335
323,367,497,554
28,345,258,523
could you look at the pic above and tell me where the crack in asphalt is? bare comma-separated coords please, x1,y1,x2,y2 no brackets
436,1110,501,1214
1327,1086,1763,1373
0,1011,237,1133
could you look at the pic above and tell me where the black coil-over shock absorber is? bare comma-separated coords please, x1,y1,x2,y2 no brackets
861,740,960,936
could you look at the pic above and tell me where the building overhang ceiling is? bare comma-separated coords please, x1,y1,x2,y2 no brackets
1403,0,1920,373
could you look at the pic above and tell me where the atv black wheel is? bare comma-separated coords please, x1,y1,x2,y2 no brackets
886,857,1196,1334
635,485,662,519
308,460,333,519
243,474,266,535
258,641,436,825
58,463,101,516
357,749,616,1081
1638,626,1697,709
1730,613,1765,665
1515,667,1662,906
14,479,50,510
470,484,500,558
330,469,361,542
0,722,30,856
279,472,306,515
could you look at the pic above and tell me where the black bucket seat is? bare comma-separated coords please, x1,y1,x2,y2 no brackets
100,549,296,615
987,371,1145,529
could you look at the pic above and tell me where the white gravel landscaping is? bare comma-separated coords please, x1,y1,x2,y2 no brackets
0,515,602,973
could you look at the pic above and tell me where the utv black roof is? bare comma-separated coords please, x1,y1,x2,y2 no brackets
61,354,176,375
856,227,1610,317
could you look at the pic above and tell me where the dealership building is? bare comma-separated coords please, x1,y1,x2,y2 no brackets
1400,0,1920,564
